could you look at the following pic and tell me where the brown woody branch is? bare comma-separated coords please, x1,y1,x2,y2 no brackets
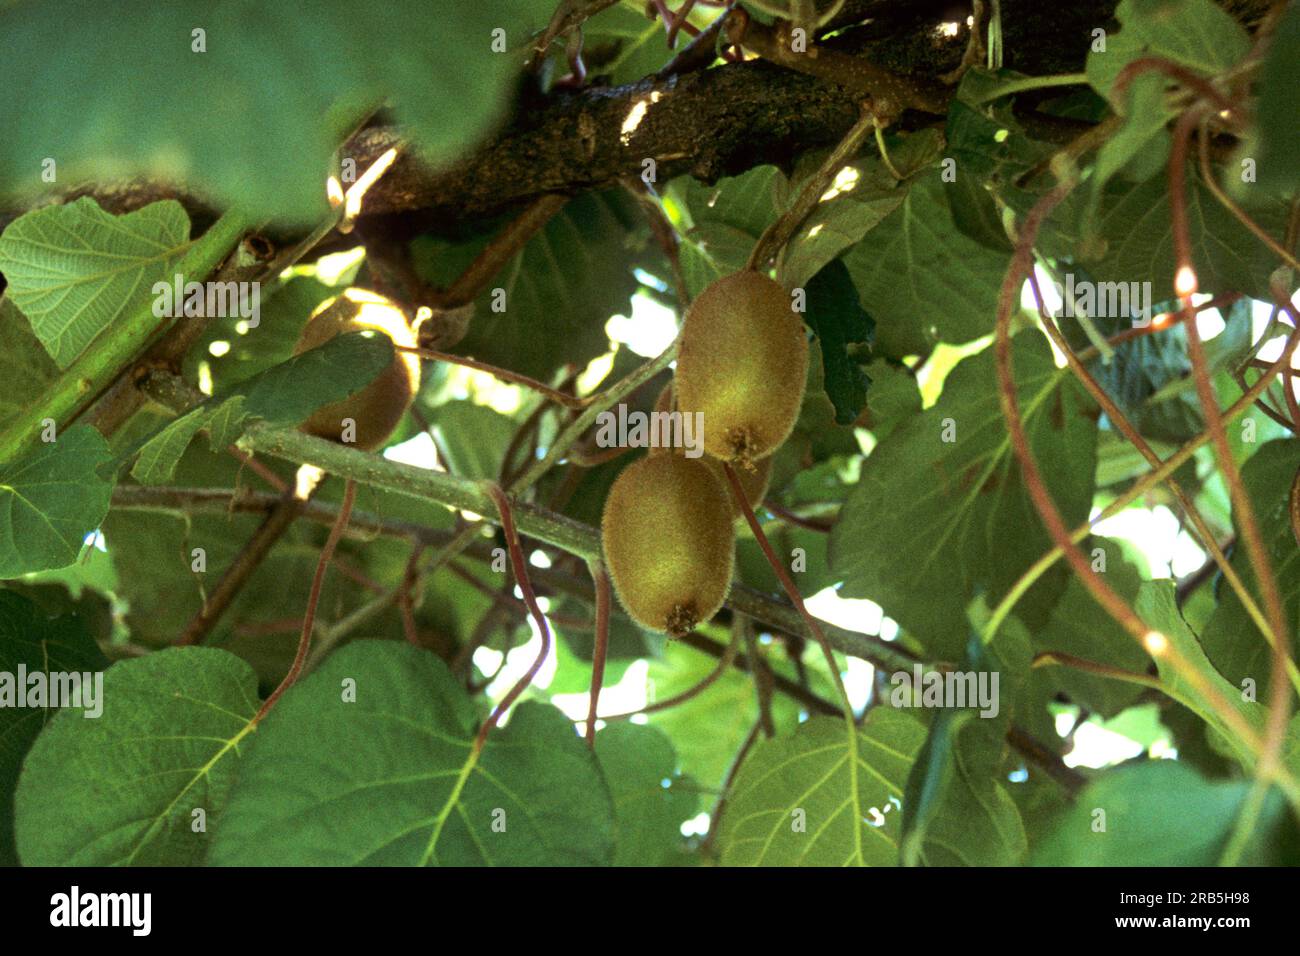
2,0,1145,250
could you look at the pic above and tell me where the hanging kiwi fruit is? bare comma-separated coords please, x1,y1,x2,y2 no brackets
650,383,771,519
675,270,809,467
292,288,422,451
601,453,735,637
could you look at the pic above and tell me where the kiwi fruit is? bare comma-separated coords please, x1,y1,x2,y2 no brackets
650,384,771,519
292,288,422,451
601,454,735,637
675,271,808,466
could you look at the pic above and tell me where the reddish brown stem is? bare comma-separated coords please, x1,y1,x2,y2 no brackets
253,478,357,724
398,542,426,646
1112,56,1242,123
1196,117,1300,274
433,194,568,307
1170,105,1293,769
177,471,322,647
584,560,612,748
1029,274,1268,646
473,483,554,754
722,462,855,720
995,177,1263,755
227,447,289,493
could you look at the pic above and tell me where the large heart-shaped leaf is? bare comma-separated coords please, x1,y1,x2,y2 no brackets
830,336,1098,658
717,708,926,866
14,647,260,865
208,641,614,866
0,199,190,368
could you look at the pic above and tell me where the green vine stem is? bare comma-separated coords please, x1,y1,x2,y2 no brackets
239,422,599,558
0,208,251,464
233,422,918,672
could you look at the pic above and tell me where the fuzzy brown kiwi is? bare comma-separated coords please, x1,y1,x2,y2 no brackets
675,271,808,467
292,288,422,451
601,454,735,637
649,383,771,519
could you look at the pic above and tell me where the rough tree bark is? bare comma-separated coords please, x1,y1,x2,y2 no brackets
0,0,1272,249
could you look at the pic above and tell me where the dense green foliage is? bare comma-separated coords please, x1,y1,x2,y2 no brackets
1,0,1298,868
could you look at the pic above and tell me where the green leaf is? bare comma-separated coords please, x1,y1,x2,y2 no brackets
1035,538,1153,717
777,187,904,291
1032,760,1284,866
1115,0,1249,77
1251,0,1300,194
0,295,59,433
945,88,1054,184
830,337,1098,658
1201,439,1300,691
0,199,190,368
679,222,756,299
14,647,259,865
717,708,927,866
412,191,640,379
0,590,109,866
430,402,518,482
576,5,674,85
901,710,1027,865
776,131,942,291
1086,171,1290,303
682,165,783,238
677,165,784,298
130,409,210,486
1083,0,1249,207
841,174,1010,357
802,260,874,425
595,722,698,866
900,614,1031,866
0,1,556,223
208,641,614,865
129,330,394,484
1135,580,1263,768
860,358,922,440
0,425,113,577
646,640,795,791
104,446,373,655
184,275,336,391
